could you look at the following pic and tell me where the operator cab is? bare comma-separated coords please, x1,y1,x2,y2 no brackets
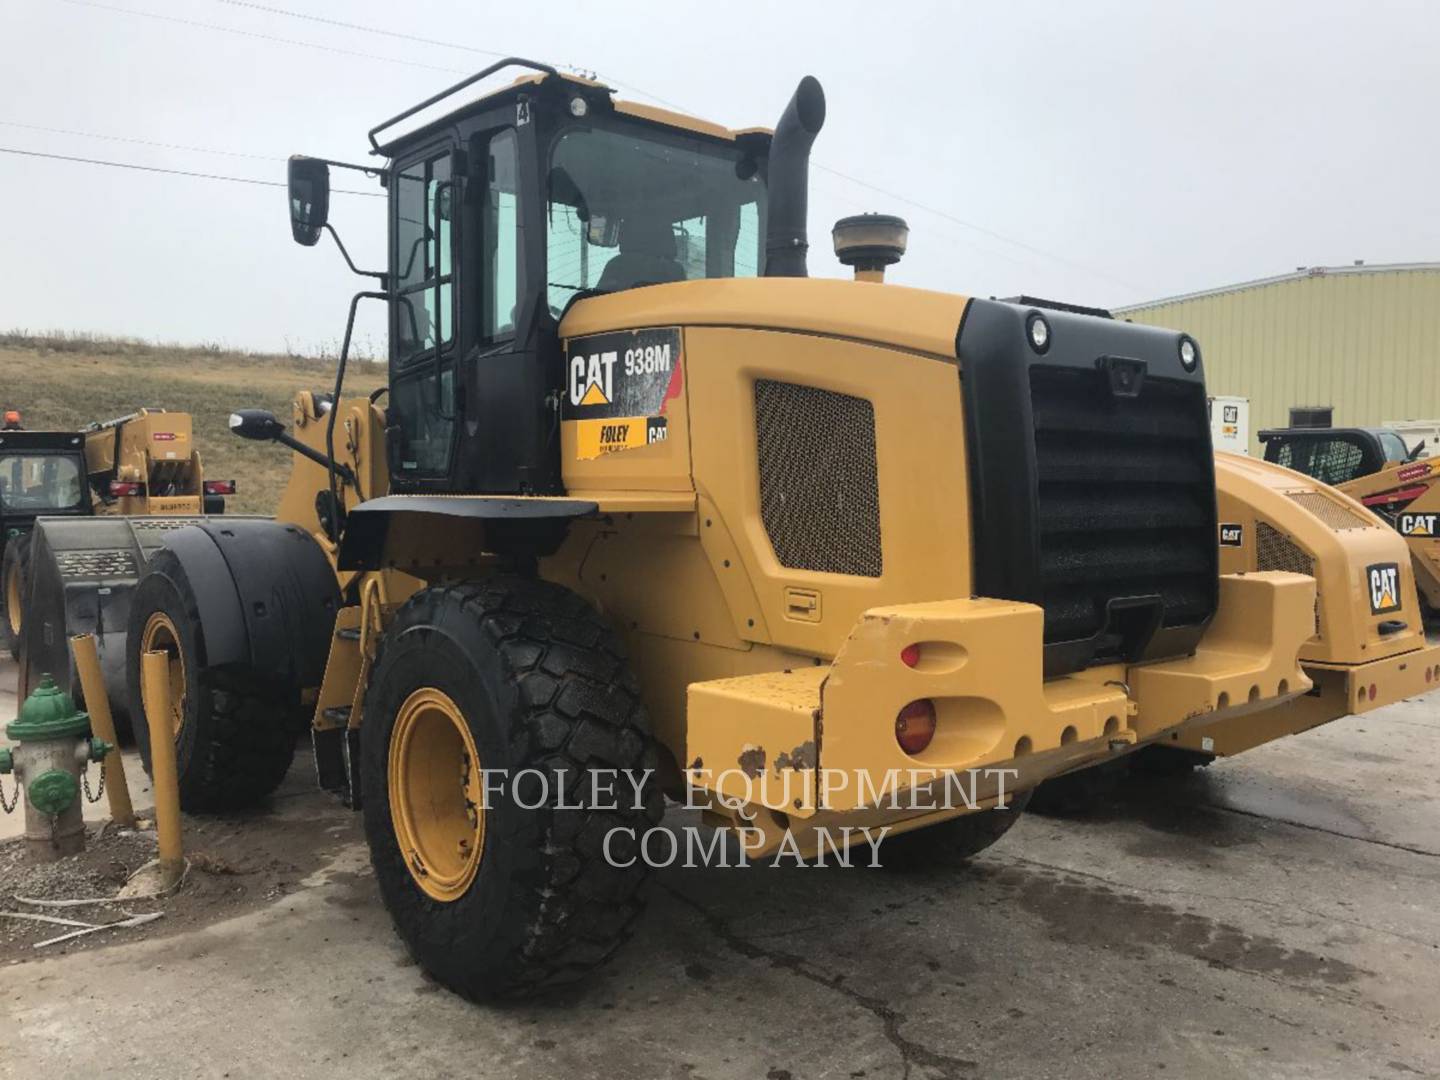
0,433,88,518
287,61,781,502
1260,426,1419,485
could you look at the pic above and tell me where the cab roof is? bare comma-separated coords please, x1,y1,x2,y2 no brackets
371,61,770,157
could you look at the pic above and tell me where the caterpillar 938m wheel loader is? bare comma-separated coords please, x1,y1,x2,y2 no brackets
4,409,232,670
94,60,1435,999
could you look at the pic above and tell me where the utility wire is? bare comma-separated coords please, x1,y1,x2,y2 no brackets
0,146,383,195
64,0,1134,287
59,0,469,75
213,0,509,59
0,119,276,161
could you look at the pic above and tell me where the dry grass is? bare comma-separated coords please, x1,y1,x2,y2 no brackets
0,331,385,515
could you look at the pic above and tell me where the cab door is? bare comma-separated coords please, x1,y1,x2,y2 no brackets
388,144,460,484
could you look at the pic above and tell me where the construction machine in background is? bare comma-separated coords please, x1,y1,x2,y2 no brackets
0,427,91,657
12,409,233,707
41,60,1439,1000
1259,424,1440,616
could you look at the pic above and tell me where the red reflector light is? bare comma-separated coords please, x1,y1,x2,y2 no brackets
900,644,921,668
204,480,237,495
108,481,142,496
895,699,936,755
1368,684,1378,702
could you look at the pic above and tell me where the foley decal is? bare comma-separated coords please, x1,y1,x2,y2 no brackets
565,327,683,463
574,416,669,458
1366,562,1401,615
1398,512,1437,537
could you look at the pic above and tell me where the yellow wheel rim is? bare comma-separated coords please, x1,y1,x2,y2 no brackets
388,687,486,903
5,560,21,639
140,612,187,738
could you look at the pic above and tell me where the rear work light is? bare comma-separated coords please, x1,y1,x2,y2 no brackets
895,699,937,755
109,481,143,497
204,480,237,495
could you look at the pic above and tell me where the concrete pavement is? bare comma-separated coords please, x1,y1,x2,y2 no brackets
1,660,1437,1079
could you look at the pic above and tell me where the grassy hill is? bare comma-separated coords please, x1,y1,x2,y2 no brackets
0,331,385,515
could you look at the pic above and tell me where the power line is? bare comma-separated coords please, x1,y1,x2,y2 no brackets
64,0,1134,287
0,119,276,161
213,0,508,59
0,146,383,195
209,0,670,109
197,1,1131,287
59,0,468,76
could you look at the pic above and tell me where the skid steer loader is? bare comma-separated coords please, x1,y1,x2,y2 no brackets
4,409,232,671
78,61,1437,1000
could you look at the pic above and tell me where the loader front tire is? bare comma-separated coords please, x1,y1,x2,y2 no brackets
126,548,299,812
880,789,1032,870
1,533,31,660
362,577,661,1001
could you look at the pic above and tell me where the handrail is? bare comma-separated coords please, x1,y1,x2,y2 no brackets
368,57,558,154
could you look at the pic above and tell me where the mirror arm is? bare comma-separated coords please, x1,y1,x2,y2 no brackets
269,429,355,485
324,224,386,284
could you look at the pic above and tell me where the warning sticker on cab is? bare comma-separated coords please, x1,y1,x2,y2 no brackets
564,327,682,459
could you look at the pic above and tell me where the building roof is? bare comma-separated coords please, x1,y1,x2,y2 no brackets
1114,261,1440,314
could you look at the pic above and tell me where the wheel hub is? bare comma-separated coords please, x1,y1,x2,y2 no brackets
140,612,187,738
387,687,485,903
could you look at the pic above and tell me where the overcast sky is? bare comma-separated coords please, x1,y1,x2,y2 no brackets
3,0,1438,355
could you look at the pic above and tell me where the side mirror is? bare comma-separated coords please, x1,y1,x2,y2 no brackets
288,156,330,246
1406,439,1428,463
228,409,285,441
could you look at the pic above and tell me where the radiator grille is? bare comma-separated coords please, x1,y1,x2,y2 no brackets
755,379,882,577
1255,522,1315,576
54,550,137,579
1287,490,1374,531
1256,521,1320,635
1029,366,1215,654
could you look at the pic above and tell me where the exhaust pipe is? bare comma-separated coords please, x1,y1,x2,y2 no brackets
764,76,826,278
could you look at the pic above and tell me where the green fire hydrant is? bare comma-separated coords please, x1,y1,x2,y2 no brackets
0,674,112,862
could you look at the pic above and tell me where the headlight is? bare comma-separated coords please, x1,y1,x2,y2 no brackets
1179,336,1199,371
1027,314,1051,353
569,96,588,118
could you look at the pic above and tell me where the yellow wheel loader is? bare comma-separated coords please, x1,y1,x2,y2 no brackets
92,61,1434,999
4,409,233,672
1031,449,1440,805
1259,424,1440,616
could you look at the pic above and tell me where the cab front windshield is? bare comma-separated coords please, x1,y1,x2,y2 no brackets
0,454,83,512
545,124,765,315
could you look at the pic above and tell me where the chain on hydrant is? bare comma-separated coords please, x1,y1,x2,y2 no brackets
0,673,112,863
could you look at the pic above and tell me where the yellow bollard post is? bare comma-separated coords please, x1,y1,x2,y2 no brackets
141,650,185,891
70,634,136,829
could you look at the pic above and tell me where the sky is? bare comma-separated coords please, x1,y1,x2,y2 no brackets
2,0,1438,355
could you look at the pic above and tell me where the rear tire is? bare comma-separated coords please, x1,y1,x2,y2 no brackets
1128,744,1215,777
881,789,1032,869
361,577,661,1001
1,533,31,660
1027,759,1128,816
126,548,299,812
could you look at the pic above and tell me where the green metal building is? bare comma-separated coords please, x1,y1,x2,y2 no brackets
1113,261,1440,453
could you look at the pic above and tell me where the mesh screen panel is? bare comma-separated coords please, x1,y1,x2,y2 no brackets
755,380,882,577
1287,490,1375,531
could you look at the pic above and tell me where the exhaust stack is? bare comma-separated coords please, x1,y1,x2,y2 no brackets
764,76,826,278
